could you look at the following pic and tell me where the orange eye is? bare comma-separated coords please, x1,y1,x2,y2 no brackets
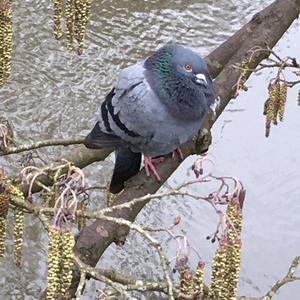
184,64,192,72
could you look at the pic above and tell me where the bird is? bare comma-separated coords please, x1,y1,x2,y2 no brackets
84,44,215,193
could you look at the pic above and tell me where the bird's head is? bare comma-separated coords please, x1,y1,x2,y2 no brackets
145,44,211,87
144,44,214,120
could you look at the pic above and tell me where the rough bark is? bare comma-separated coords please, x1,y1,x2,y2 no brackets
65,0,300,297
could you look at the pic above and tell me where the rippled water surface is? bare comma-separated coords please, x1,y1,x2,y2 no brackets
1,0,300,299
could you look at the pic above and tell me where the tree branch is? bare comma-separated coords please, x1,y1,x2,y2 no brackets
74,255,193,299
0,138,84,156
262,256,300,300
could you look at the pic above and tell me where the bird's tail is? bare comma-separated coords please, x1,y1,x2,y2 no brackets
84,122,122,149
110,147,142,194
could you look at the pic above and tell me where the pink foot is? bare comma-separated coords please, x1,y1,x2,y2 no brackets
172,147,184,160
144,156,162,181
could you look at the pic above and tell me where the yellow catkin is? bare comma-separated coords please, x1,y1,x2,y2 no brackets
60,229,75,297
266,85,275,123
13,207,24,266
209,241,228,300
227,239,242,299
53,0,63,39
265,82,280,137
47,226,62,300
278,82,287,121
264,98,272,138
238,57,250,91
52,0,91,54
209,200,243,300
0,193,9,217
74,0,91,55
0,193,9,258
66,0,75,51
266,94,275,126
0,217,7,258
224,200,243,299
269,83,281,125
226,201,243,240
193,261,205,298
0,0,13,86
7,185,26,267
180,267,194,296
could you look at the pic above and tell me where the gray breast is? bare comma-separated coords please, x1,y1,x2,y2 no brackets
115,80,201,156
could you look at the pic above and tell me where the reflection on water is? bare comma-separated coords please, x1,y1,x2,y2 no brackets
1,0,300,299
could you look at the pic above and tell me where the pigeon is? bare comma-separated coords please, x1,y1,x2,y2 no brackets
84,44,215,193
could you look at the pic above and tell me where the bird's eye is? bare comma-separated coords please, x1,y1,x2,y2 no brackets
184,64,192,72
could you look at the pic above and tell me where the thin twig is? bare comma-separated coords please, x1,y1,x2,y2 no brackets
74,255,192,299
74,256,136,300
75,269,86,300
0,138,84,156
262,256,300,300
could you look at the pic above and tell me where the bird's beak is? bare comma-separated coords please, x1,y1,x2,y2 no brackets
195,73,207,84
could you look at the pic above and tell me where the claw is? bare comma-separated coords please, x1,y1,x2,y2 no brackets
172,147,184,160
144,156,162,181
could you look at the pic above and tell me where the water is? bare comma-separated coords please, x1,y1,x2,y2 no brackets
0,0,300,299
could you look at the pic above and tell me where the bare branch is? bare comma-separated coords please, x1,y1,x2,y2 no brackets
0,138,84,156
74,256,134,300
262,256,300,300
74,255,191,299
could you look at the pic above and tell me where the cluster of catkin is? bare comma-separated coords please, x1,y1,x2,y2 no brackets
237,57,251,91
47,226,75,300
0,184,25,267
209,200,243,300
0,0,13,86
180,261,206,298
0,191,9,258
264,81,288,137
53,0,91,55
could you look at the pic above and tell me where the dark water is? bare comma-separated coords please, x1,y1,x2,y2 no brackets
0,0,299,299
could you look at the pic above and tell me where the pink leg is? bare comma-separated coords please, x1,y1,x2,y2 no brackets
144,156,162,181
172,147,184,160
